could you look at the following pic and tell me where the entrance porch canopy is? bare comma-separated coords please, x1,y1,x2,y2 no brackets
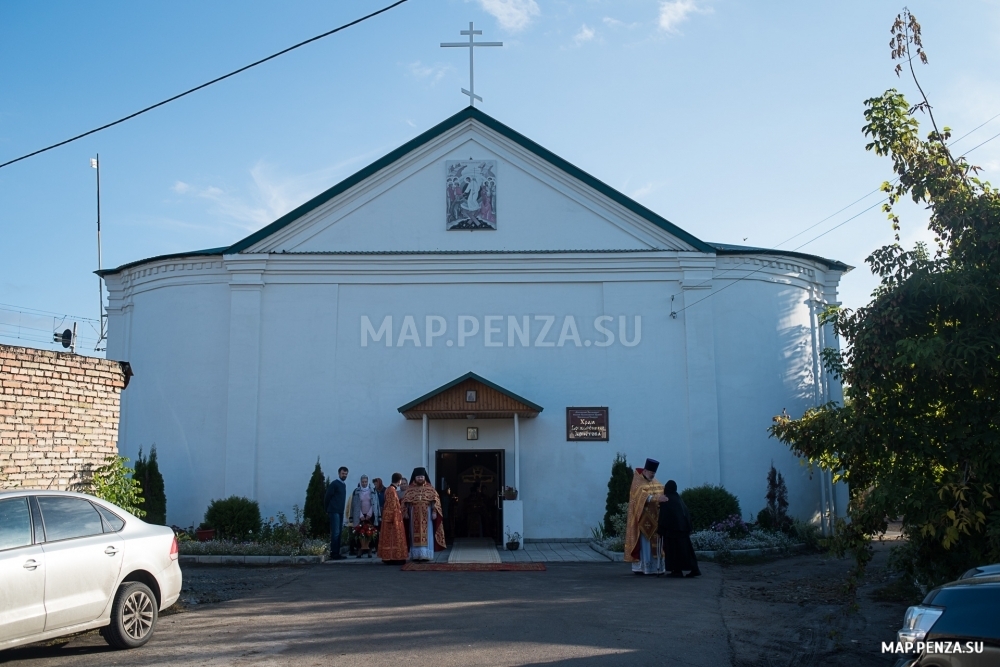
398,372,542,499
397,372,543,420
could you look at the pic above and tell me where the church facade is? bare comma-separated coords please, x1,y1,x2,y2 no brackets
100,108,849,539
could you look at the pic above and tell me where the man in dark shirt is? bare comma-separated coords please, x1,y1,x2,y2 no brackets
324,466,349,559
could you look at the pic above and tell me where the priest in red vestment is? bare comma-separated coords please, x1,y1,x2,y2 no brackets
377,472,409,563
402,467,446,561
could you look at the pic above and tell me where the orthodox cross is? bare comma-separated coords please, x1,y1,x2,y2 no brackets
441,22,502,107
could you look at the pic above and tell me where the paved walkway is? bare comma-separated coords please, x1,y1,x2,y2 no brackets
501,541,610,563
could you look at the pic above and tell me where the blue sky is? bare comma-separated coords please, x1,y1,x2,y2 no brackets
2,0,999,355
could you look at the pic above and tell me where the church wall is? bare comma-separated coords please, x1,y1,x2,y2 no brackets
244,275,690,538
711,273,825,524
107,259,843,535
115,280,231,528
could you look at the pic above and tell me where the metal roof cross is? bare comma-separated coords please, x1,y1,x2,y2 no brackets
441,21,502,107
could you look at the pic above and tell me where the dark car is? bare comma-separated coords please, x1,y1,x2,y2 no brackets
959,563,1000,580
891,574,1000,667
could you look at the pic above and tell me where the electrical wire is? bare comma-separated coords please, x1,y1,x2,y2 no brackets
0,0,411,170
0,303,100,323
670,123,1000,317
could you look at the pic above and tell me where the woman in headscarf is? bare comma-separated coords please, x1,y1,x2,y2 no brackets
657,480,701,578
349,475,381,558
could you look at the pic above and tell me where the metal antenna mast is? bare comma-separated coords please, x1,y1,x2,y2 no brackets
91,155,106,351
441,21,502,107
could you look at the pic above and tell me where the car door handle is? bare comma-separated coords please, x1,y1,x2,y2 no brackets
23,559,39,570
104,546,119,556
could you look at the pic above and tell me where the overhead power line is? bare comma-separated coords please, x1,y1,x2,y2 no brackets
0,0,410,170
671,120,1000,317
0,302,100,323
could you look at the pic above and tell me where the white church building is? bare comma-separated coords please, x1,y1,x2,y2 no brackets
100,107,850,540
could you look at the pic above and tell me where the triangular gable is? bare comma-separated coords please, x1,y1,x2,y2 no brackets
398,372,543,419
226,107,714,255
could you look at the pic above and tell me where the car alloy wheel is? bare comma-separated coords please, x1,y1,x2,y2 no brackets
103,581,159,650
122,588,155,640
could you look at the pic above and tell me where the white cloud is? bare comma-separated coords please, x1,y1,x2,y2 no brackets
574,24,595,45
602,17,640,29
658,0,710,34
406,61,451,85
170,152,383,232
628,181,664,199
476,0,540,32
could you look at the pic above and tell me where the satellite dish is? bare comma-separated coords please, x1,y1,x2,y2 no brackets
58,329,72,348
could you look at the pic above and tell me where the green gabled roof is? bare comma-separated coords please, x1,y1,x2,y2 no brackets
397,371,544,415
96,107,852,278
225,106,715,254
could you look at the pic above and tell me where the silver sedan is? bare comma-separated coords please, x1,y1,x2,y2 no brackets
0,490,182,651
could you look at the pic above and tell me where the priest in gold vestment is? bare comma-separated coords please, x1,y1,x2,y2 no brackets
377,472,409,562
624,458,667,575
402,467,447,561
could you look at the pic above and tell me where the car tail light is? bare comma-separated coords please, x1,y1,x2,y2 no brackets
897,605,944,644
169,535,179,561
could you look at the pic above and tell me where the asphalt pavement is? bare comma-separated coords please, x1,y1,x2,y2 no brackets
3,561,729,667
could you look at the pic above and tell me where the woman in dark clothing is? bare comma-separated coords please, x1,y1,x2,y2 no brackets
657,480,701,578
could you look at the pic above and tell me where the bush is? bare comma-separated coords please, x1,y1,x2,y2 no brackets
789,518,821,551
681,484,741,531
85,455,146,518
303,458,329,539
133,445,166,525
202,496,261,540
603,453,632,535
259,507,310,546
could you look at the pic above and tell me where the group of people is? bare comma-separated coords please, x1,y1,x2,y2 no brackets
323,466,447,562
321,457,699,574
625,458,701,578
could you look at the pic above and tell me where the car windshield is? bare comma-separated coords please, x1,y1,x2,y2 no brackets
0,497,32,550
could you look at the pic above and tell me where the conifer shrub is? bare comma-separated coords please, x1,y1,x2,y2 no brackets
756,463,791,533
303,458,329,538
603,453,632,535
133,445,167,525
202,496,261,540
681,484,741,531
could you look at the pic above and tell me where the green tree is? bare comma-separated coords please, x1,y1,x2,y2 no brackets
86,454,146,518
133,446,167,525
303,458,329,538
771,9,1000,587
603,453,632,535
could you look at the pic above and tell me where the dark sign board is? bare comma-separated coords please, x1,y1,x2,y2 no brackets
566,407,609,441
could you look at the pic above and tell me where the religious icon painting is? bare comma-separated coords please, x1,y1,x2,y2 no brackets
446,160,497,230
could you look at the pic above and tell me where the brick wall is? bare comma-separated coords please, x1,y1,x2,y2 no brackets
0,344,127,490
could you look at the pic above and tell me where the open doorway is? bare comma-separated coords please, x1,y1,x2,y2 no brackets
435,449,505,545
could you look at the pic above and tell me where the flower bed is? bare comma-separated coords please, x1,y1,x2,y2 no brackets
178,539,328,557
690,528,797,552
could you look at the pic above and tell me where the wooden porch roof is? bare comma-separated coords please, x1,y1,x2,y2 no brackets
398,372,543,420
